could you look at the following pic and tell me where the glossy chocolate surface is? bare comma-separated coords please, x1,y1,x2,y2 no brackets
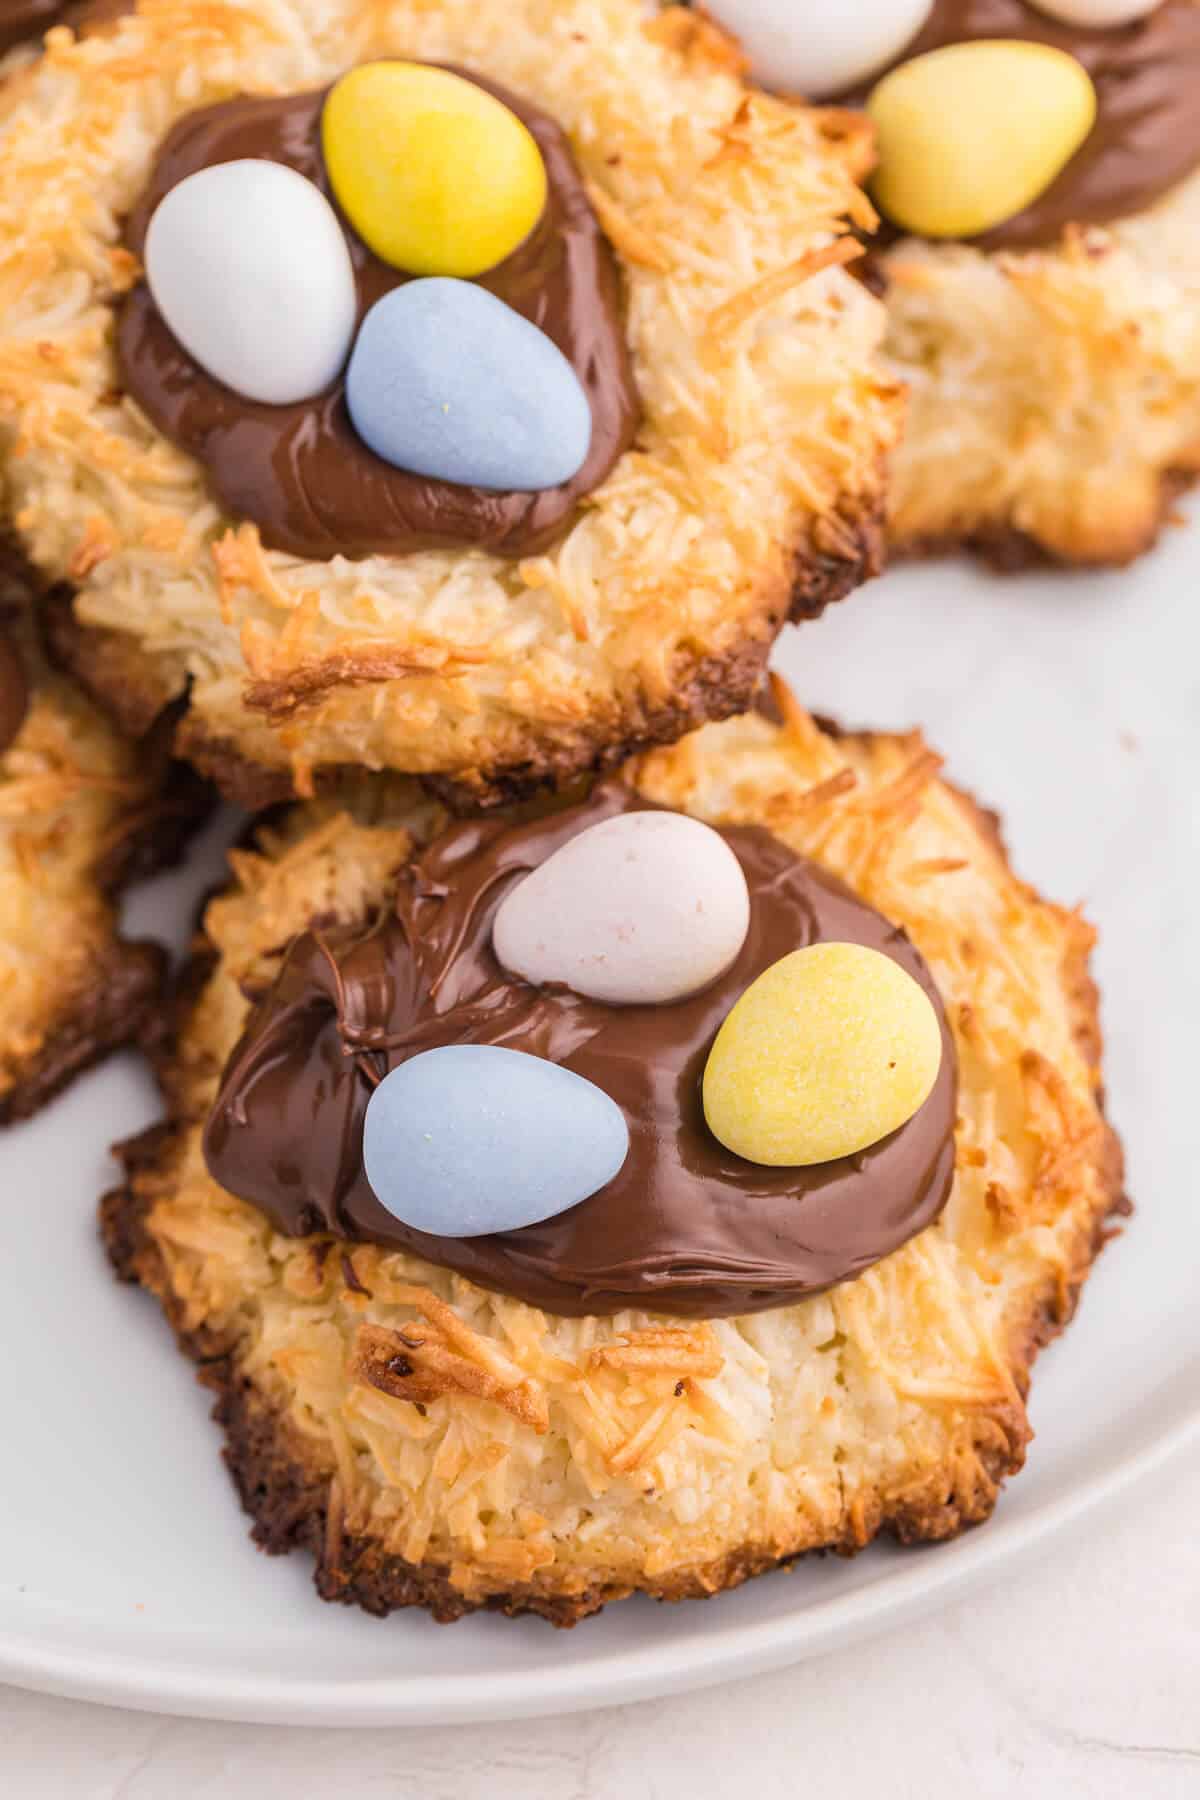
205,782,958,1318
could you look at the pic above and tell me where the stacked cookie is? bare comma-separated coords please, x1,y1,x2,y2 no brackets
708,0,1200,565
0,0,1131,1625
0,548,207,1118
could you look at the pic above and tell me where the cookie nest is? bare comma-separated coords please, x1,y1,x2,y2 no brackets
104,684,1124,1624
0,571,207,1120
0,0,896,803
863,0,1200,566
881,182,1200,565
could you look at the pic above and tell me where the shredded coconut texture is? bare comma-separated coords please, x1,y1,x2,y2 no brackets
0,0,897,799
105,686,1124,1624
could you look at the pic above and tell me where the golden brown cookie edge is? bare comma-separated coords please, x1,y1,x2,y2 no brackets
96,742,1128,1627
45,495,885,812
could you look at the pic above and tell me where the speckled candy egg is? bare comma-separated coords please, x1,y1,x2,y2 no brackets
703,0,933,97
493,810,751,1006
345,279,592,491
144,160,357,405
322,62,548,278
702,941,943,1167
1029,0,1161,24
362,1045,629,1237
867,42,1097,238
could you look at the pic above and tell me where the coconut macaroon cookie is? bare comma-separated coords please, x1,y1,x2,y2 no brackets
0,562,207,1122
0,0,125,88
0,0,77,68
103,684,1123,1625
707,0,1200,566
0,0,63,64
0,0,897,809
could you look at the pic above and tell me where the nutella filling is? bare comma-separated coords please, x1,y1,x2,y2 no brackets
0,0,128,56
844,0,1200,249
118,71,640,562
204,781,958,1319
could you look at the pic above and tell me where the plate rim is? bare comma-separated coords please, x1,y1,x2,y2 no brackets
5,544,1197,1731
3,1400,1196,1728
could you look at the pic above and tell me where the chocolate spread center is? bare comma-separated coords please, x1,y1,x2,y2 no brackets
843,0,1200,249
0,541,32,754
203,781,958,1318
117,71,640,562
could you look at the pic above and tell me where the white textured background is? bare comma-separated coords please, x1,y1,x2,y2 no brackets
3,1453,1198,1796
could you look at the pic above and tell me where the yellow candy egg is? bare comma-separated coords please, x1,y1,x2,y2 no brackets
867,41,1097,239
702,942,942,1167
322,63,548,278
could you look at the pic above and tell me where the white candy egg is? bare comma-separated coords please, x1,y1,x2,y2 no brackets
492,810,751,1007
703,0,933,98
144,159,358,406
1028,0,1161,24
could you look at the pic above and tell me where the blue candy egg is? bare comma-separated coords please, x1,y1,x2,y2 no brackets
362,1044,629,1238
345,278,593,492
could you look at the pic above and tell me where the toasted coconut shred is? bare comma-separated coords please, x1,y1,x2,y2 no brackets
107,693,1124,1623
0,0,899,799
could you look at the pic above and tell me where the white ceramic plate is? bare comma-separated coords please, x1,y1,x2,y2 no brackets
2,520,1197,1727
